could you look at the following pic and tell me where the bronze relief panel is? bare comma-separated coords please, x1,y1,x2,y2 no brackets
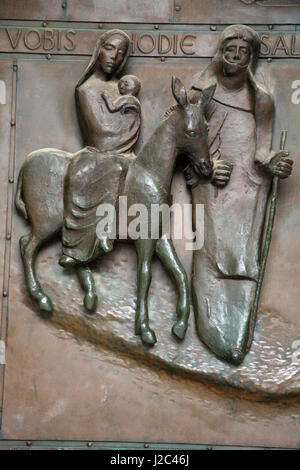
0,4,299,449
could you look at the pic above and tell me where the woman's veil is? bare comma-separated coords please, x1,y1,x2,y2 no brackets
76,29,131,88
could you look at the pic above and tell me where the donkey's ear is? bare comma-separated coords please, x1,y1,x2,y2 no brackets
201,84,216,107
171,76,188,108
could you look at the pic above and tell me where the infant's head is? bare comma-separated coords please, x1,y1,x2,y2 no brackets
118,75,141,97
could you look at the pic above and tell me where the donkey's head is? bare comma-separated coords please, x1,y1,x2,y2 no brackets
171,76,215,177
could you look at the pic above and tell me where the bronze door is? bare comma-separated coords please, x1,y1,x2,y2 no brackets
0,1,299,449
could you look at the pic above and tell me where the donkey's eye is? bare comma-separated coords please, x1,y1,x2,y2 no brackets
186,130,196,138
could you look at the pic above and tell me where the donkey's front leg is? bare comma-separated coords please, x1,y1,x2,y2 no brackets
134,239,157,345
156,236,190,340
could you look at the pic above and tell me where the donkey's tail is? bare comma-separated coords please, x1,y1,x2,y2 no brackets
15,166,28,220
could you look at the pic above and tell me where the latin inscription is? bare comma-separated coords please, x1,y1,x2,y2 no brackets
131,33,196,55
5,28,76,52
261,34,300,56
1,28,300,57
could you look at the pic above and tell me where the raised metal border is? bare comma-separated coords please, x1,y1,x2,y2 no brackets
0,17,299,451
0,439,296,450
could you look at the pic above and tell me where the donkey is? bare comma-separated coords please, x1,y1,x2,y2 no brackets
15,77,215,345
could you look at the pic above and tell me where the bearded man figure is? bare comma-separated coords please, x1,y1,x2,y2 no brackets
186,25,293,364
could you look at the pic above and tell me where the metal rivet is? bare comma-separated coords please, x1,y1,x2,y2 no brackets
98,23,103,29
9,178,14,183
61,2,67,8
175,5,181,11
6,234,11,240
26,441,32,447
87,442,93,448
144,443,149,448
46,54,51,60
210,25,217,31
13,64,18,72
267,57,272,63
268,25,274,30
3,291,7,297
160,57,166,62
154,25,159,30
10,120,15,126
42,22,48,28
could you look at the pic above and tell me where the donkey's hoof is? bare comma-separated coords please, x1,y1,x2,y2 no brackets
84,293,98,313
59,255,78,268
141,328,157,346
172,320,188,340
99,238,114,254
38,294,53,314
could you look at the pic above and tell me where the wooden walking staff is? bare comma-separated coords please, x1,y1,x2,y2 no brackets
247,130,288,351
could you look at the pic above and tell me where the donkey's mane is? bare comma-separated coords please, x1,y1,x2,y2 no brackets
162,103,179,121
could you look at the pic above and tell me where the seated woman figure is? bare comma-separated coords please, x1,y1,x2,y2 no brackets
60,30,142,268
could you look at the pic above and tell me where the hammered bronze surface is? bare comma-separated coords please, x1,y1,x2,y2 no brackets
0,0,300,448
0,0,174,23
176,0,300,23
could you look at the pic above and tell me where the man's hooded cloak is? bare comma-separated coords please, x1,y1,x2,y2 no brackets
189,25,276,364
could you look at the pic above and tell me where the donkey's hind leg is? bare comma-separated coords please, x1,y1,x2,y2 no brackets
20,232,53,313
76,264,98,312
135,239,157,346
155,236,190,340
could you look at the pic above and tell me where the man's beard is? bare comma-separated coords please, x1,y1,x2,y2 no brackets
222,56,249,76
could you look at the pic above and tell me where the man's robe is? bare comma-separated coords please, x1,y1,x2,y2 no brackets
189,65,275,364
